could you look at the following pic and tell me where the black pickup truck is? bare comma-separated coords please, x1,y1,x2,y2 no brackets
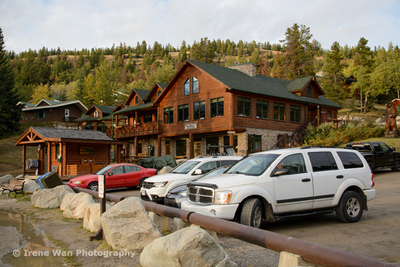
345,142,400,171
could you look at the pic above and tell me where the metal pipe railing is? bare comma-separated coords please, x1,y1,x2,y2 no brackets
73,187,398,267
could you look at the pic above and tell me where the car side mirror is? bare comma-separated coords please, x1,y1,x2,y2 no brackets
107,172,113,176
193,169,202,175
272,168,289,176
392,147,396,151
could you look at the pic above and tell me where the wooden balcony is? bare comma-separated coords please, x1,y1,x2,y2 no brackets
106,121,161,139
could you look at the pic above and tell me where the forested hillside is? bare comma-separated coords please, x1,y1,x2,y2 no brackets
6,23,400,112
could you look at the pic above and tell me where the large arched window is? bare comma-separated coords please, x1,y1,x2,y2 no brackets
192,77,199,93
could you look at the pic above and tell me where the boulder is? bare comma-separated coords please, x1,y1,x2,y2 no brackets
158,166,173,174
31,185,74,209
23,179,40,193
0,174,14,185
60,193,76,211
140,225,237,267
101,197,161,250
63,192,97,219
83,202,112,232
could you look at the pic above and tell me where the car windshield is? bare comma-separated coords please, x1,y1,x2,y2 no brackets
171,161,200,174
226,154,279,176
193,166,230,181
95,165,114,175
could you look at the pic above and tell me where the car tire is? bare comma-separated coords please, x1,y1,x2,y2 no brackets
138,178,147,189
391,156,400,171
240,198,263,228
335,191,363,223
87,182,98,191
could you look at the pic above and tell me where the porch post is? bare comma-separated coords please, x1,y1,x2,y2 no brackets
157,136,162,157
189,133,194,159
134,136,138,156
47,142,51,173
22,145,26,177
317,105,321,126
62,143,67,176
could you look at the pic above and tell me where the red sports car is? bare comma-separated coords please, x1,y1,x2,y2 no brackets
68,163,157,191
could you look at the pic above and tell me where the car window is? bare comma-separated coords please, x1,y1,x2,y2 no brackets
197,161,219,174
275,153,306,175
381,144,389,152
227,154,279,176
95,165,113,175
308,152,338,172
111,166,124,175
337,152,364,169
221,160,239,166
171,161,200,174
125,165,140,173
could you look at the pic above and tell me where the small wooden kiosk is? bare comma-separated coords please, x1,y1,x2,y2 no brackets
15,127,127,178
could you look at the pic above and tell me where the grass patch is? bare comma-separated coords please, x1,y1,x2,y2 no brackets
16,194,31,202
45,234,82,267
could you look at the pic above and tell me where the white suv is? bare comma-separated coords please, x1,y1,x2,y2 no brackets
181,147,375,228
140,156,242,203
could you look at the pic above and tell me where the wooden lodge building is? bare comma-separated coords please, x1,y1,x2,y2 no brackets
77,60,342,160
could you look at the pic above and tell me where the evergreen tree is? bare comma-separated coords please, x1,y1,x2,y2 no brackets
321,41,348,103
0,28,21,138
277,23,316,80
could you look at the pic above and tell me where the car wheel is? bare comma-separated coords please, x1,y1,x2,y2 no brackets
391,156,400,171
240,198,263,228
335,191,363,223
87,182,98,191
138,178,147,189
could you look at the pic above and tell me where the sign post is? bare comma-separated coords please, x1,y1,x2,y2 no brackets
90,175,106,241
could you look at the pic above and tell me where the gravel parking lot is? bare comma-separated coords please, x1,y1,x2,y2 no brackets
113,169,400,266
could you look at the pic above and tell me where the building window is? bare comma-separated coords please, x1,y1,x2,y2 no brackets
36,110,46,119
206,137,219,155
290,105,301,123
176,139,187,156
307,85,313,97
224,135,238,153
192,77,199,93
274,102,286,121
93,110,99,118
178,104,189,122
248,135,262,153
327,110,333,119
163,107,173,124
237,97,251,117
256,100,269,119
210,97,224,118
157,90,162,96
193,101,205,120
144,114,152,123
184,79,190,95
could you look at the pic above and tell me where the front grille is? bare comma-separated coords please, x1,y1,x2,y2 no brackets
187,186,214,204
142,182,154,189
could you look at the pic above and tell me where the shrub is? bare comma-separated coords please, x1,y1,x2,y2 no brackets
304,121,385,147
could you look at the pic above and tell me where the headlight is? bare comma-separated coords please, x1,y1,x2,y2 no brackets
153,181,168,188
72,181,83,185
214,191,232,204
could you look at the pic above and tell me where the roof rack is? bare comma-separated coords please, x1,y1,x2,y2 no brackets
300,146,337,149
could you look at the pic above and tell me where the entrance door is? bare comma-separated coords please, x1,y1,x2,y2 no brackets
194,141,201,157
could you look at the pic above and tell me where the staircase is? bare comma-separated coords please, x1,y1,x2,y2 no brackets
273,119,317,149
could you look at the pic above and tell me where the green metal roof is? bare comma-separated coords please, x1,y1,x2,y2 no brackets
134,88,151,100
188,60,341,109
112,102,154,115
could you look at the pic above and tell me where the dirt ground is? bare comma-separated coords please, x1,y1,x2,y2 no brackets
0,169,399,267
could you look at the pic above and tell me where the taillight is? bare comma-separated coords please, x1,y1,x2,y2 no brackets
371,173,375,187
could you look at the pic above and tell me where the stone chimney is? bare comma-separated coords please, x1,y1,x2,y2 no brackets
228,63,257,77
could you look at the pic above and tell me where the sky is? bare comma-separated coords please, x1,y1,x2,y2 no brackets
1,0,400,54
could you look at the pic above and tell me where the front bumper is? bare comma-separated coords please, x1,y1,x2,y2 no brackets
180,200,239,220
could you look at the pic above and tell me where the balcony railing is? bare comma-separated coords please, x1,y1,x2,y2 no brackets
106,121,161,139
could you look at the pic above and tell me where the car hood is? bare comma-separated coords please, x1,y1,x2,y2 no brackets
69,174,96,182
190,174,257,189
144,172,196,183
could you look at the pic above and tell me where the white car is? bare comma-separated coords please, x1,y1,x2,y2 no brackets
140,156,242,203
181,147,376,228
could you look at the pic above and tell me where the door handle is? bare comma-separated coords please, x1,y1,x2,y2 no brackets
302,178,311,182
336,175,344,179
